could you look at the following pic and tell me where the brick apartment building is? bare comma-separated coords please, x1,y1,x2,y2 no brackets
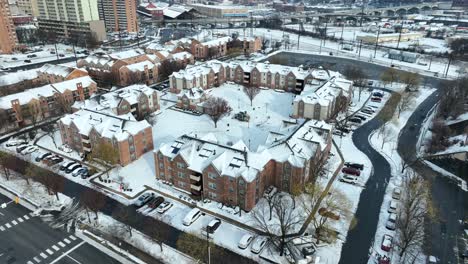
59,109,153,166
0,76,97,129
191,37,231,60
176,87,206,111
154,119,333,211
170,60,321,94
0,0,18,54
0,64,89,96
72,84,161,121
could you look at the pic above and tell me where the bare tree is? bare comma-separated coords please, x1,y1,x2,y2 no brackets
81,189,106,222
203,97,232,128
243,85,261,106
39,173,65,200
252,193,304,256
0,152,12,180
437,77,467,120
378,125,393,149
395,171,436,262
26,102,41,128
176,232,225,263
400,72,420,92
399,145,420,173
397,91,415,118
112,206,137,237
343,66,368,101
87,141,120,175
380,67,399,87
143,218,170,252
0,109,10,132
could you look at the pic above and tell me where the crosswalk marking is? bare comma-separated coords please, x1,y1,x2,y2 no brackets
46,249,54,255
58,242,66,247
64,238,71,244
52,245,60,251
27,261,34,264
0,226,4,231
11,220,17,225
33,256,41,263
5,223,11,228
24,215,30,220
29,212,34,217
40,252,47,259
17,217,24,222
69,235,77,240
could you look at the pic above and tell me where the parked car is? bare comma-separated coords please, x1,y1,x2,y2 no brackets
342,167,361,176
65,163,82,173
392,187,401,200
340,174,358,185
238,234,254,249
71,167,84,177
16,144,29,153
348,117,362,124
49,156,64,164
183,208,202,226
206,218,221,234
156,201,173,214
35,152,52,162
388,200,398,214
134,192,155,207
386,213,397,230
79,168,90,179
251,237,268,254
5,139,27,147
354,114,367,121
373,92,384,98
302,244,317,257
24,59,31,63
344,162,364,170
60,161,76,171
381,234,393,252
367,80,374,86
371,97,382,103
361,109,374,115
148,196,165,209
27,54,37,58
58,54,65,57
11,57,18,61
21,145,38,154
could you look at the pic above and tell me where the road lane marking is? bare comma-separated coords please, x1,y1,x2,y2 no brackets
5,223,11,228
11,220,17,225
33,256,41,263
0,226,4,231
66,255,82,264
69,235,77,240
64,238,71,244
24,215,29,220
46,249,54,255
49,241,85,264
0,211,4,216
40,252,47,259
52,245,60,251
17,217,24,222
27,261,34,264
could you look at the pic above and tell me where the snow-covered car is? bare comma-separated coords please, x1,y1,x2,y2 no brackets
5,139,27,147
65,163,81,173
238,234,254,249
251,237,267,254
60,161,76,171
381,234,393,252
16,144,29,153
385,213,397,230
392,187,401,200
340,174,358,185
388,200,398,214
206,218,221,234
183,208,202,226
35,152,52,162
134,192,155,207
21,145,38,154
302,244,317,257
156,201,173,214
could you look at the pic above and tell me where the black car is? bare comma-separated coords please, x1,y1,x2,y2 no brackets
207,218,221,234
35,152,52,162
148,196,164,209
337,127,350,133
302,245,316,257
348,117,362,124
16,144,29,153
60,161,76,171
373,92,384,98
361,109,374,115
354,115,366,121
344,162,364,170
50,156,64,164
65,163,82,173
24,59,31,63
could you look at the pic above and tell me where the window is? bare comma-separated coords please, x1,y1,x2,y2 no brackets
177,172,186,178
229,187,234,193
178,181,186,188
131,153,136,160
158,153,163,160
208,182,217,190
159,172,164,177
208,172,217,180
176,162,184,169
128,135,134,144
209,192,217,199
239,179,244,186
159,162,164,168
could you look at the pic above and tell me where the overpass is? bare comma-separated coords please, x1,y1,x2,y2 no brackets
141,2,442,26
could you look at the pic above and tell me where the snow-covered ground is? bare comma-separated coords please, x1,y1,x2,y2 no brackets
221,28,464,78
367,86,436,264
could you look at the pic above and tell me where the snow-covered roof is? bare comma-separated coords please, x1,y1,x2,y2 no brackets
201,37,232,48
109,49,145,60
38,64,75,77
295,76,352,106
0,76,95,109
73,84,157,114
171,60,224,80
169,51,193,61
158,119,331,181
177,87,205,100
0,69,38,86
60,108,150,141
124,60,159,72
163,5,192,19
80,54,114,68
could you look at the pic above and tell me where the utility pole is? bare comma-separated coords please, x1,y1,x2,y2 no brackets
358,39,363,59
297,33,300,50
340,22,345,49
374,26,381,58
396,27,402,49
445,54,452,77
428,55,433,71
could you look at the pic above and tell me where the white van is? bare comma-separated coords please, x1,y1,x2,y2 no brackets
183,208,201,226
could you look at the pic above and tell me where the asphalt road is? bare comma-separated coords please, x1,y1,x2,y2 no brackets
0,193,119,264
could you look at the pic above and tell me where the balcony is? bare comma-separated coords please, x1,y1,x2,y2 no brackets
82,138,89,143
83,146,91,152
190,184,201,192
190,174,201,182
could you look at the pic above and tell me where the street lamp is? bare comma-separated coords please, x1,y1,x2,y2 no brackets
374,26,381,59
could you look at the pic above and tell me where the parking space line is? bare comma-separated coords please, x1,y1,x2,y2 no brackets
29,212,34,217
52,245,60,251
69,235,77,240
40,252,47,259
5,223,11,228
0,226,4,231
11,220,17,225
17,217,24,222
58,241,66,247
64,238,71,244
46,249,54,255
24,215,30,220
27,261,34,264
33,256,41,263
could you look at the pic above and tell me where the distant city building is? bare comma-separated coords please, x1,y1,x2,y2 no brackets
356,32,423,44
15,0,38,16
452,0,468,8
98,0,138,32
387,50,419,63
36,0,106,43
272,2,305,12
190,4,248,18
0,0,18,54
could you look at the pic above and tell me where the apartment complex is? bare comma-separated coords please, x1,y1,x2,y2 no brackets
72,84,161,121
0,64,89,96
154,119,333,211
0,0,18,54
191,37,231,60
176,87,206,111
0,76,97,129
169,60,319,94
77,49,160,86
98,0,138,32
59,109,153,166
36,0,106,42
293,76,353,121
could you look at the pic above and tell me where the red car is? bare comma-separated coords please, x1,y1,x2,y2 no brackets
342,167,361,176
381,234,393,252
